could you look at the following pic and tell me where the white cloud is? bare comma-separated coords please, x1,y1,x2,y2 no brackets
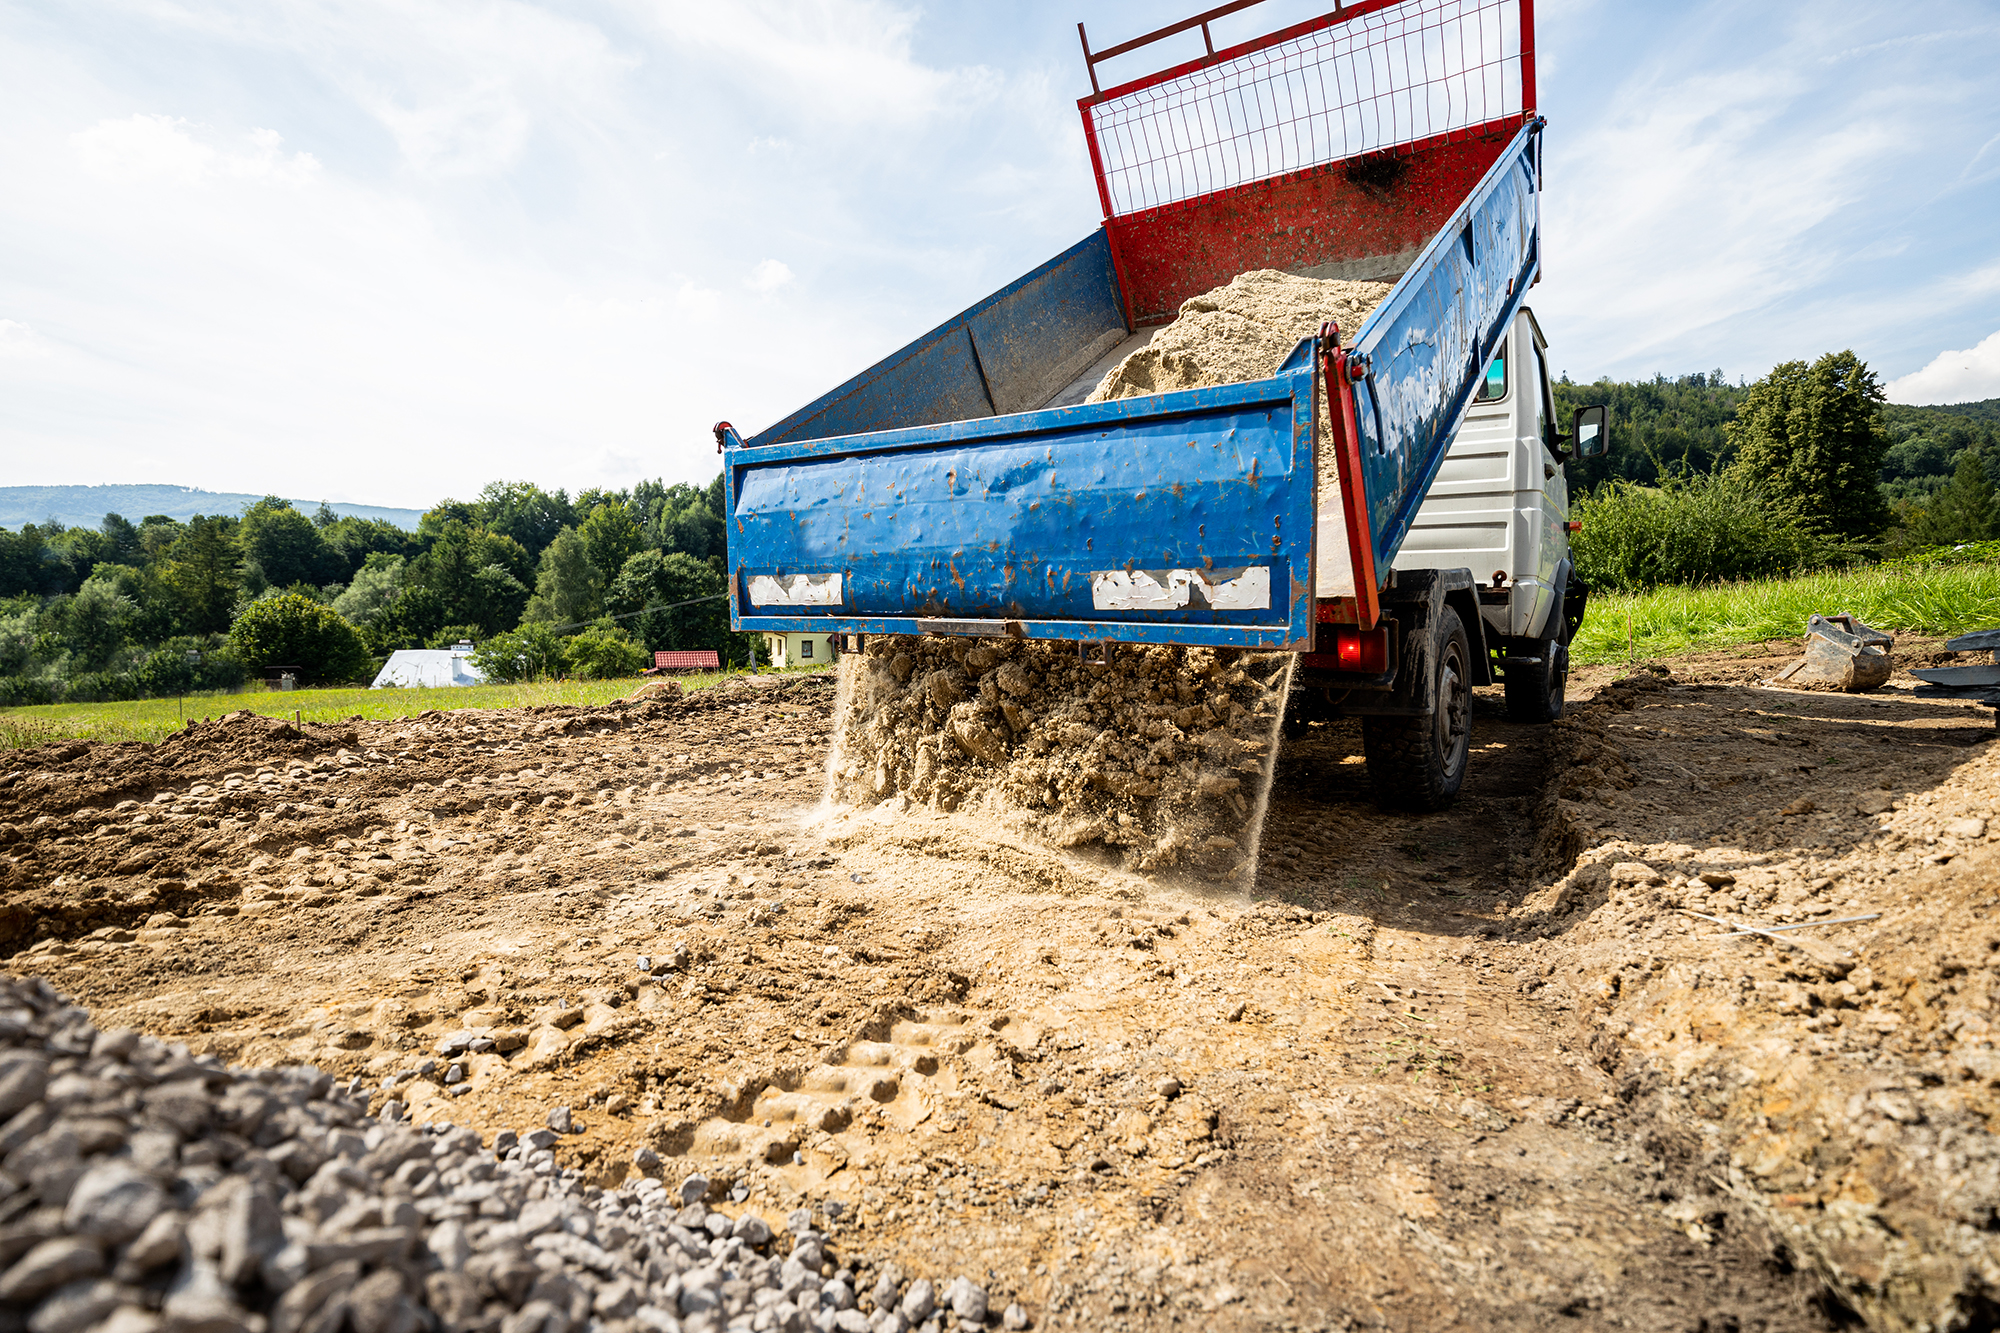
72,114,319,186
0,321,56,360
745,259,793,293
639,0,1003,129
1888,328,2000,404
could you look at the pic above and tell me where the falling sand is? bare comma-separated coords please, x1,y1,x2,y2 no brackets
831,269,1396,878
828,637,1292,881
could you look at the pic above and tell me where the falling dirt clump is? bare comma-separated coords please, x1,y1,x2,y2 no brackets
1087,268,1392,402
823,269,1389,876
829,635,1291,878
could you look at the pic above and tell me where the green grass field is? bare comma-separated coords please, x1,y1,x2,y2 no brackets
0,672,743,750
1570,561,2000,665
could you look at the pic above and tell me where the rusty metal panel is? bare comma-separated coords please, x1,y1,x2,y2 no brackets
1346,121,1541,581
722,363,1318,650
1106,122,1524,326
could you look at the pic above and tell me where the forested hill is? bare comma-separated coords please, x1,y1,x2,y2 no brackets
1553,377,1998,502
1921,396,2000,424
0,485,424,531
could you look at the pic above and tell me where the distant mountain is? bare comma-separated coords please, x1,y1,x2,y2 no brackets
0,484,425,532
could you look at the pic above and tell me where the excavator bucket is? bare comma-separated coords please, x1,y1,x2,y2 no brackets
1773,614,1893,691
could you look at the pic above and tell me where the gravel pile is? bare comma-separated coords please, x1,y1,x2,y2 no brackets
0,976,1025,1333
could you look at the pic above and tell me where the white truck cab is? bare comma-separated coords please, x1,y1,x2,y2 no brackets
1392,307,1602,721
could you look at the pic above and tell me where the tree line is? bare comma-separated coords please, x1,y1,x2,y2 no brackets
1554,353,1997,591
0,477,743,705
3,353,1992,703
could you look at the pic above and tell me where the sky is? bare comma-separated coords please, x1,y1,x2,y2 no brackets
1,0,1997,511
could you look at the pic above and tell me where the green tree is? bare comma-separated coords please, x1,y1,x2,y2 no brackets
607,549,731,657
578,502,644,582
137,515,184,561
320,515,415,581
406,522,532,634
47,525,107,592
226,592,373,685
330,554,406,627
633,478,726,559
240,497,332,588
99,513,145,567
159,516,243,634
564,624,648,679
469,623,566,683
522,527,602,626
1726,351,1891,537
1895,447,1997,548
0,525,55,598
58,571,141,669
477,481,574,561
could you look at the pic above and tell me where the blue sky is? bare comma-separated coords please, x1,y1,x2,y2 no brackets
1,0,1997,510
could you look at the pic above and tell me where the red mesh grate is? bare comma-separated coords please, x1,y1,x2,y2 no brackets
1084,0,1525,218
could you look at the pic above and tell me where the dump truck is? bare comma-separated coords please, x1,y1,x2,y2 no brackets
715,0,1606,810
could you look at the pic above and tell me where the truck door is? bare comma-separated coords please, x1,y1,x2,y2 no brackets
1523,321,1568,639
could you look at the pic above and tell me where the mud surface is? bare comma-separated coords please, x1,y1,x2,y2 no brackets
1,637,1994,1330
1085,270,1390,404
830,639,1290,881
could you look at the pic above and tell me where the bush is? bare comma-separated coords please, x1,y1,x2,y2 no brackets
469,623,566,684
564,626,648,680
226,593,374,686
0,676,58,708
134,641,246,696
1569,471,1836,593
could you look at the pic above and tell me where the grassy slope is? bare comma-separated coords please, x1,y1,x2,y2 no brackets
0,672,742,749
1570,562,2000,665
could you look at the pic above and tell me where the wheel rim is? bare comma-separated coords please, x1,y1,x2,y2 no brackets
1436,639,1470,780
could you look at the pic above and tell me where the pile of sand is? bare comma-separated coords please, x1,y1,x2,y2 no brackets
829,636,1291,879
1087,269,1392,402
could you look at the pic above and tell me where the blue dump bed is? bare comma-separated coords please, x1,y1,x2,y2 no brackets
720,2,1541,648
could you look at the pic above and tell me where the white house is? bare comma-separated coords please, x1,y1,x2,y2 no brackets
371,646,486,689
761,631,835,669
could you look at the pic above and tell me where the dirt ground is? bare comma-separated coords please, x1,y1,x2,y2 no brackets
2,633,1995,1331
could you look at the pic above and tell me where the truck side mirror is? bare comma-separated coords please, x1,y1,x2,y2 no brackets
1572,404,1608,458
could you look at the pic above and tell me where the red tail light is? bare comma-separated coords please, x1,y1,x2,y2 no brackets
1335,627,1390,673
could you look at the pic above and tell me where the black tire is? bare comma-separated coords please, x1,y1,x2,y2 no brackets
1504,634,1568,723
1363,609,1472,811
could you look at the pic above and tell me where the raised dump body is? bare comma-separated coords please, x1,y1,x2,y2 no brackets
722,0,1542,651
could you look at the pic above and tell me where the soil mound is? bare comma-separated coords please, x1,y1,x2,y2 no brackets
830,636,1290,878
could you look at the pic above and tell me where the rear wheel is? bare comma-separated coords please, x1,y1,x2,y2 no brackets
1363,609,1472,811
1504,633,1568,723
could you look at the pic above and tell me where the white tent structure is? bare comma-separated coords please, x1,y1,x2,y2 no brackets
371,646,486,689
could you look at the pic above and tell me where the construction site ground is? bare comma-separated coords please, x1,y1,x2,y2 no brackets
3,636,1996,1332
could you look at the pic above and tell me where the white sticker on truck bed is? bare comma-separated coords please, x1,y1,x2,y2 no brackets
1089,566,1269,612
746,572,844,607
